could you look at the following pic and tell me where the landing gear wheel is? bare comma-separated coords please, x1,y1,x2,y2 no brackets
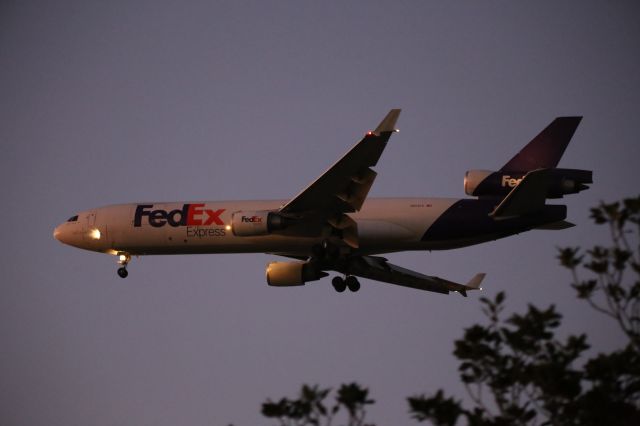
332,276,346,293
345,276,360,292
116,252,131,279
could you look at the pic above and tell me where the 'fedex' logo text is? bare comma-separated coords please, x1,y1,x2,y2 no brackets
134,204,225,228
241,215,263,223
501,175,524,188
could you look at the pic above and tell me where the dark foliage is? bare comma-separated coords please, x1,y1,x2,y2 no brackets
261,383,375,426
409,196,640,425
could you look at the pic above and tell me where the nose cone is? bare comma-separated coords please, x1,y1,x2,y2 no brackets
53,222,83,247
53,225,62,241
53,223,70,244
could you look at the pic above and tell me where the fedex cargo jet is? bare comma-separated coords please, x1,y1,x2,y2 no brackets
53,110,592,296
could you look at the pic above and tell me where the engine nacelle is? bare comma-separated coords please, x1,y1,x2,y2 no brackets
464,168,592,199
265,261,328,286
464,170,494,196
231,210,288,236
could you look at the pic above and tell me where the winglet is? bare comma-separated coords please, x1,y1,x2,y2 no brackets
373,109,401,135
466,273,485,290
457,273,486,297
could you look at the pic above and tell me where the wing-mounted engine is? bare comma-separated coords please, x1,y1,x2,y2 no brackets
266,261,328,286
231,210,291,237
464,168,592,199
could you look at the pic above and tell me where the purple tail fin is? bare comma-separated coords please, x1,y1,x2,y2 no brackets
500,117,582,172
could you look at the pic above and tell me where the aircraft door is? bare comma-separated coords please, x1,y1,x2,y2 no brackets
86,210,97,228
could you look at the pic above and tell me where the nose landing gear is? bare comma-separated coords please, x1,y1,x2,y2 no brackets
116,253,131,279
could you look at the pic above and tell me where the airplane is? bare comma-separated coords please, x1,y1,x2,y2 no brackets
53,110,592,296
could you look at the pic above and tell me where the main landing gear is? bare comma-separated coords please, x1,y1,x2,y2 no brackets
332,275,360,293
116,253,131,279
311,239,360,293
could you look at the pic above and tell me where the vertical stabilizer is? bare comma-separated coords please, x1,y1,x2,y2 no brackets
500,117,582,172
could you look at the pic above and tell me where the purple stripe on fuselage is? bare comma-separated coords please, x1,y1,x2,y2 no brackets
422,199,567,243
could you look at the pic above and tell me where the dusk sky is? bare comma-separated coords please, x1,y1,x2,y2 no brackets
2,1,639,425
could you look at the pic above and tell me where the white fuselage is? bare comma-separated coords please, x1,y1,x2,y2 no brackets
54,198,467,257
54,196,562,260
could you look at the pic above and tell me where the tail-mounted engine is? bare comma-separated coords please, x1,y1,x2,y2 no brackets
266,261,328,286
464,168,592,199
231,210,290,237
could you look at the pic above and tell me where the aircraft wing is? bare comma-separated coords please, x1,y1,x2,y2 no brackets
279,109,401,217
347,255,485,297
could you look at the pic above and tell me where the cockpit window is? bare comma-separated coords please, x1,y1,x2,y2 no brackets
67,215,79,222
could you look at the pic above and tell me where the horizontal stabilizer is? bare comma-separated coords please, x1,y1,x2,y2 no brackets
535,220,575,230
490,169,550,219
